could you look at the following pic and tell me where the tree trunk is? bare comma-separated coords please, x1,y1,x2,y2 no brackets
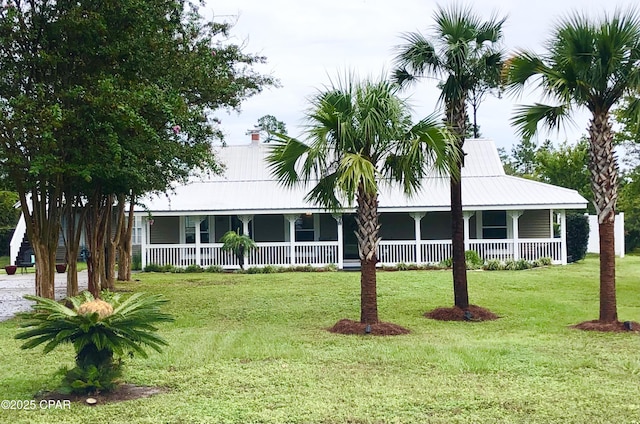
355,184,380,324
62,192,85,297
104,195,125,290
85,190,110,298
588,112,618,323
117,194,135,281
447,97,469,309
17,183,61,299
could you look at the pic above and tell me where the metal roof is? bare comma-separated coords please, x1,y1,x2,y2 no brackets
138,139,588,214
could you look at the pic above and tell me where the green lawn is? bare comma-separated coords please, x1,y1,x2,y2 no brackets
1,256,639,423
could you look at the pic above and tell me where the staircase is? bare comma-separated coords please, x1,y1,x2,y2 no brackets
15,234,34,266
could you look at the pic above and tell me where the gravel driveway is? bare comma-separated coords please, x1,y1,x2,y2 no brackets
0,271,88,321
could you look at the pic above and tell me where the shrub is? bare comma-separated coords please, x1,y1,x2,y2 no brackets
540,257,552,266
484,259,503,271
504,260,518,270
131,253,142,271
15,291,174,394
143,263,162,272
184,264,204,273
566,213,589,262
465,250,484,269
205,265,224,273
439,257,453,268
515,259,532,270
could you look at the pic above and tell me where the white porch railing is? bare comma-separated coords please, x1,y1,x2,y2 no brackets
294,242,339,266
142,238,562,269
518,238,562,263
377,240,416,264
143,241,339,269
470,240,515,263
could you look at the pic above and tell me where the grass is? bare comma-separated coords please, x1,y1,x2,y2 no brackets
1,256,639,423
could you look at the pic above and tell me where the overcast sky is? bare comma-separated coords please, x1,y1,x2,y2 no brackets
208,0,635,152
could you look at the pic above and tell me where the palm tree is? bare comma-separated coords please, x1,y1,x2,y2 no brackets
393,5,505,310
504,10,640,325
220,229,257,270
267,75,457,330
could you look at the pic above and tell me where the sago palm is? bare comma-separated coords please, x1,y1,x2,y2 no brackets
504,9,640,324
267,75,457,329
393,5,505,310
16,291,174,393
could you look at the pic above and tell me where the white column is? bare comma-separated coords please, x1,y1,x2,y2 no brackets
410,212,425,264
141,217,149,269
332,214,343,270
463,211,475,251
560,210,567,264
238,215,254,267
508,210,524,260
285,214,298,266
194,216,202,267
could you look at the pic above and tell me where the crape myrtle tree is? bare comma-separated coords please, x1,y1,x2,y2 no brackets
393,4,505,312
267,75,457,333
0,0,273,298
504,9,640,326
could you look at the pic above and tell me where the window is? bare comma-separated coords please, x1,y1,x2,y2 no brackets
295,215,314,241
185,216,210,244
482,211,507,239
132,217,143,244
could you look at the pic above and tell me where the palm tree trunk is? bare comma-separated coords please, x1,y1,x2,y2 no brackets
356,183,380,324
588,112,618,323
448,97,469,309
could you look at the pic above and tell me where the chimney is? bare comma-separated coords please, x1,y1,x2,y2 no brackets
247,128,261,145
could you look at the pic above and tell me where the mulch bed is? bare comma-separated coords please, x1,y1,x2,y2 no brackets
571,320,640,333
328,318,410,335
37,384,168,405
424,305,499,322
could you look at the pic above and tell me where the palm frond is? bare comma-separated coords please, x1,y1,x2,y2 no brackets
393,31,440,87
266,135,311,187
511,103,574,140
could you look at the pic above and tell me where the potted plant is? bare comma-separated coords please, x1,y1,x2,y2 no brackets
4,265,17,275
56,263,67,273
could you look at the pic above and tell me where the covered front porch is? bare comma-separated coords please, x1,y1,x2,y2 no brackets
137,209,568,270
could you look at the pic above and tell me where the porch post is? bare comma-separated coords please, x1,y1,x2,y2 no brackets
285,214,298,266
141,217,148,270
194,216,202,267
560,209,567,264
410,212,425,264
238,215,254,267
463,211,475,252
332,214,343,270
508,210,524,260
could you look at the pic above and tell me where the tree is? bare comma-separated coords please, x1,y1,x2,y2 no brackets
393,5,505,312
535,139,593,213
0,1,274,297
267,75,456,333
504,9,640,326
15,291,173,394
256,114,287,142
220,230,257,270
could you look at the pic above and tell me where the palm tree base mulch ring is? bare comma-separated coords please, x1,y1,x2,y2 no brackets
571,320,640,333
328,319,410,336
37,384,168,405
425,305,499,321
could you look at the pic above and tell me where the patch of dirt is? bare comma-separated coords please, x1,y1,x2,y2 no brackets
571,320,640,333
37,384,168,405
328,318,410,335
424,305,499,322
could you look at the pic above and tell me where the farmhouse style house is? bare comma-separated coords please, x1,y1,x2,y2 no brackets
131,137,587,270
